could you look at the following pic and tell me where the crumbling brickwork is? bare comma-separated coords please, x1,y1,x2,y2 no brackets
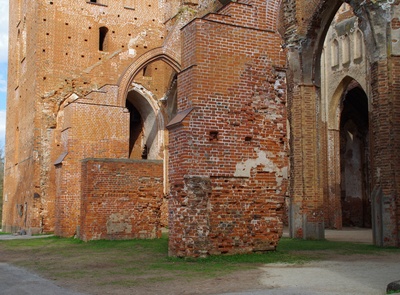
80,159,163,241
168,0,288,256
3,0,400,255
283,0,400,246
4,0,176,237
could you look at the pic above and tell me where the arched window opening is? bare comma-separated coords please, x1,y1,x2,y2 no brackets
99,26,108,51
342,35,350,65
354,30,363,61
331,39,339,67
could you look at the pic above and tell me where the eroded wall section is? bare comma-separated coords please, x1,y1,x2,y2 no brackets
80,159,163,241
168,0,288,257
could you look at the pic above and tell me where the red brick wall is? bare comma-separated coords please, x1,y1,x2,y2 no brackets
2,1,41,234
168,0,288,257
4,0,171,235
392,56,400,245
283,0,399,247
80,159,163,241
369,58,400,246
55,100,130,237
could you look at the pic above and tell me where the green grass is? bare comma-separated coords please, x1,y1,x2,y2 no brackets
1,236,397,264
0,235,398,288
278,237,399,255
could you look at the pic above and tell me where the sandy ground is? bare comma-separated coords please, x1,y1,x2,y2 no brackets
253,256,400,295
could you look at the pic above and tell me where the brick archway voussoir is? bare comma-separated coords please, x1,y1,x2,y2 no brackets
117,47,181,106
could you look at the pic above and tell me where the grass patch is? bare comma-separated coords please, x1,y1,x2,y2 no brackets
278,237,399,256
0,235,398,290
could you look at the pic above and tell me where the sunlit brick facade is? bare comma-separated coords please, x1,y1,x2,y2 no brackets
3,0,399,256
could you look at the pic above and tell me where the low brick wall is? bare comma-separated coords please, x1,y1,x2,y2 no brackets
80,158,163,241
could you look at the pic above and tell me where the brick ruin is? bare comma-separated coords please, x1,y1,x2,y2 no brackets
2,0,400,256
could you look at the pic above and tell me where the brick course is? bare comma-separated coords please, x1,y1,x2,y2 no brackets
168,0,288,256
80,159,163,241
3,0,400,254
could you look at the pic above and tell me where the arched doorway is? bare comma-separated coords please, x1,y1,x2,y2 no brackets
126,91,154,160
283,0,387,242
124,60,178,160
340,84,371,228
125,86,163,160
320,4,371,233
122,56,179,228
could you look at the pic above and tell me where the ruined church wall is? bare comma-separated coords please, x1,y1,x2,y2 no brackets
38,1,168,236
4,0,178,234
321,9,369,229
2,1,41,233
80,159,163,241
55,98,130,236
284,0,400,246
168,0,288,257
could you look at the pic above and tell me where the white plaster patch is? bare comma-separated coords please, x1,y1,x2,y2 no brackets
128,31,147,56
128,48,136,57
66,93,79,104
274,79,283,94
392,4,400,55
372,0,394,13
234,149,288,187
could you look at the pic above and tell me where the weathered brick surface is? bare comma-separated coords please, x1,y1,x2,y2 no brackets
168,0,288,257
54,100,130,237
4,0,400,254
392,56,400,243
4,0,175,236
284,0,399,246
80,159,163,241
2,1,42,234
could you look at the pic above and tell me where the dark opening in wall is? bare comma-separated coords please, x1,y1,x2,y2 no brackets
209,131,219,141
126,99,144,159
99,26,108,51
90,0,97,2
143,66,150,77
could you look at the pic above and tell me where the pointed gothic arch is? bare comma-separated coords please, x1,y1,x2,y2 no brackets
282,0,396,245
117,47,181,107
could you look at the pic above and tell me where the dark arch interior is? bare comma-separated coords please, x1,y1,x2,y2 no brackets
99,26,108,51
340,86,371,228
126,90,158,159
126,99,144,159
